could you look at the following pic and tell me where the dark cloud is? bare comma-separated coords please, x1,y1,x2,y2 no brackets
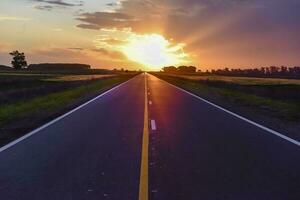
106,2,118,7
75,0,255,33
34,5,54,11
33,0,83,7
68,47,84,51
76,12,137,30
76,24,100,30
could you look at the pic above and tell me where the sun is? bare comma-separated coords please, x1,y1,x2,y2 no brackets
121,34,188,70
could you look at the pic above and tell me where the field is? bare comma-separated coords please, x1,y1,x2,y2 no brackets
45,74,116,82
168,74,300,85
0,71,137,146
152,72,300,139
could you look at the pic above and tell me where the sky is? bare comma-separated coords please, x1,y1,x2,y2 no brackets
0,0,300,70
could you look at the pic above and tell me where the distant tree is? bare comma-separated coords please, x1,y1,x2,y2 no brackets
280,66,288,74
162,66,177,73
177,66,197,73
9,50,27,69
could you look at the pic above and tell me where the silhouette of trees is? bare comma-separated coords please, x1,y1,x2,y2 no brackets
162,66,196,73
208,66,300,78
9,51,27,69
162,65,300,78
178,66,197,73
162,66,178,73
27,63,90,70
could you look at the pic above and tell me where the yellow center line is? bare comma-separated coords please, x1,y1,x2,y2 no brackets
139,73,149,200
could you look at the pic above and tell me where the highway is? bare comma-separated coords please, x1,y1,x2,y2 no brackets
0,73,299,199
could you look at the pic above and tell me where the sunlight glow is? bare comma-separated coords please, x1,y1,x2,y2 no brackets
121,34,188,70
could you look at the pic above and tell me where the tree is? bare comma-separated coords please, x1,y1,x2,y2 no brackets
162,66,177,73
177,66,197,73
9,50,27,69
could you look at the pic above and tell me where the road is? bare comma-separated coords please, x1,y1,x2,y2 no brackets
0,73,299,200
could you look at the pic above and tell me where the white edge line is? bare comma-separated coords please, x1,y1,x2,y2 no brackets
159,78,300,147
0,77,136,153
150,119,157,131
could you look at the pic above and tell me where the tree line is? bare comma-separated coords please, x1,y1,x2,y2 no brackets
207,66,300,78
162,65,300,78
162,66,197,73
7,51,300,79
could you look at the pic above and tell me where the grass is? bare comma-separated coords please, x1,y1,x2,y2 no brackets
165,74,300,85
0,72,133,105
0,73,136,146
153,73,300,121
0,68,113,75
0,75,132,124
44,74,116,82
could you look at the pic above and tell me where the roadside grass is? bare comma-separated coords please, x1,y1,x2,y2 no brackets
44,74,116,82
0,73,127,105
0,69,113,75
153,73,300,121
165,74,300,85
0,75,133,126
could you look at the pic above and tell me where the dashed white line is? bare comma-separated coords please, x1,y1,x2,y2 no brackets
150,120,157,131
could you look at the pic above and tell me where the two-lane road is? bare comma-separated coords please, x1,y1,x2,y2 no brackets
0,73,299,199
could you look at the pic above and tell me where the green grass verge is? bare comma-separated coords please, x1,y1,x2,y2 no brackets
153,73,300,121
0,75,132,125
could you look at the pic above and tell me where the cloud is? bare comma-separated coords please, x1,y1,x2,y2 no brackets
91,48,127,61
74,0,300,37
75,0,257,34
106,3,118,7
68,47,84,51
34,5,54,11
33,0,83,7
76,12,137,30
75,0,300,67
76,24,100,30
32,0,84,11
95,38,127,46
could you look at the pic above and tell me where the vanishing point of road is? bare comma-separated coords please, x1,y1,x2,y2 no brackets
0,73,299,200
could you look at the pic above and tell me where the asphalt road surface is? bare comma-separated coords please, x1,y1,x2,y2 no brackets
0,73,299,200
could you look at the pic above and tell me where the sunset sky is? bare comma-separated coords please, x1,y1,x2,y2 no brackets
0,0,299,70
